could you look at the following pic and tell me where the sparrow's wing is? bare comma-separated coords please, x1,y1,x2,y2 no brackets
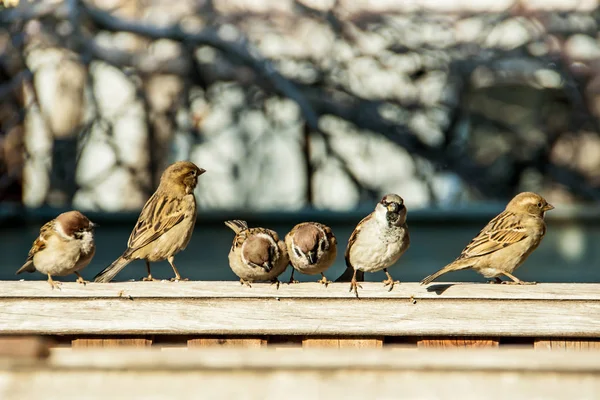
458,211,528,259
26,220,54,261
126,192,187,252
344,214,371,263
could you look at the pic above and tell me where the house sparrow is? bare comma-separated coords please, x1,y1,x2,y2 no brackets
337,194,410,297
225,220,289,287
16,211,96,289
94,161,205,283
285,222,337,286
420,192,554,286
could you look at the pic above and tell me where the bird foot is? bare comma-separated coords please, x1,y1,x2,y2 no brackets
48,280,62,290
240,279,252,288
288,278,299,285
382,278,400,292
142,275,159,282
349,279,362,298
318,276,332,287
501,280,537,285
170,277,188,282
270,279,281,290
76,276,89,285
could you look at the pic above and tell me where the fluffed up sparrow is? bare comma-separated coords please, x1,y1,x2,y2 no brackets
337,194,410,297
225,220,289,287
285,222,337,286
420,192,554,286
94,161,205,283
17,211,96,289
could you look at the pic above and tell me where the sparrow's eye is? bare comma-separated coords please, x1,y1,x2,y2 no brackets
294,247,302,257
537,202,543,208
189,170,196,177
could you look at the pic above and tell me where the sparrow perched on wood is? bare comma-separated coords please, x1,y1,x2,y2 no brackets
94,161,205,283
420,192,554,286
285,222,337,286
225,220,289,287
337,194,410,297
17,211,96,289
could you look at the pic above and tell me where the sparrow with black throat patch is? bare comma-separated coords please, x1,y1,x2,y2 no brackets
337,194,410,297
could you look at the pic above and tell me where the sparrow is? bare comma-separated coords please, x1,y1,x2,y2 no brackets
285,222,337,286
16,210,96,289
420,192,554,286
337,194,410,297
94,161,205,283
224,220,289,287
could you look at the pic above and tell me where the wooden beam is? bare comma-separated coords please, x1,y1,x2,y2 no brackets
0,282,598,337
2,348,600,399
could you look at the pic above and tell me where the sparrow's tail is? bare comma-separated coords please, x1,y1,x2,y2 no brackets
420,259,473,285
335,258,365,282
93,256,132,283
16,260,35,275
224,220,248,234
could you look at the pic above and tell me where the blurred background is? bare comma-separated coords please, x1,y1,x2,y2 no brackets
0,0,599,283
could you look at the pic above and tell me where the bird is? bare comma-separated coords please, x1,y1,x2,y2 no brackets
420,192,554,286
17,210,96,289
94,161,205,283
285,222,337,286
224,220,289,287
337,194,410,297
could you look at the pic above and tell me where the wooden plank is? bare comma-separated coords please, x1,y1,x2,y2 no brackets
2,348,599,399
1,281,599,300
535,339,600,350
72,338,152,348
188,338,266,348
0,282,597,337
302,338,383,348
418,338,499,348
0,337,50,358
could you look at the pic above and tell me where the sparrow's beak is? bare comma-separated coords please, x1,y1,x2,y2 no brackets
543,203,554,212
262,261,273,273
198,168,207,175
387,202,399,213
90,222,99,229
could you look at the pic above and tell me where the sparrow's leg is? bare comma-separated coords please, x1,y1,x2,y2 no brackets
142,261,158,281
167,256,188,282
349,269,362,298
47,274,62,290
270,278,281,290
317,273,331,287
488,277,503,284
75,272,89,285
240,278,252,287
288,269,299,284
382,268,400,291
501,272,536,285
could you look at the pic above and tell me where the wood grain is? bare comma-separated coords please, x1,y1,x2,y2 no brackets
418,338,499,348
2,348,599,399
0,282,597,338
72,338,152,348
0,336,50,358
302,337,383,348
188,338,266,348
535,339,600,350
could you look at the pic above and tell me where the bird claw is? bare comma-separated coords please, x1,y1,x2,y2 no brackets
270,279,281,290
349,280,362,298
170,277,188,282
382,278,400,291
76,277,89,285
240,279,252,287
142,276,159,282
318,276,331,287
48,280,62,290
288,278,300,285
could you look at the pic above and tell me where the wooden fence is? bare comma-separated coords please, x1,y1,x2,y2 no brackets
0,281,598,349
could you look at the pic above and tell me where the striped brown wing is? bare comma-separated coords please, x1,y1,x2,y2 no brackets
457,210,528,259
26,220,54,261
344,214,371,264
126,192,187,252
